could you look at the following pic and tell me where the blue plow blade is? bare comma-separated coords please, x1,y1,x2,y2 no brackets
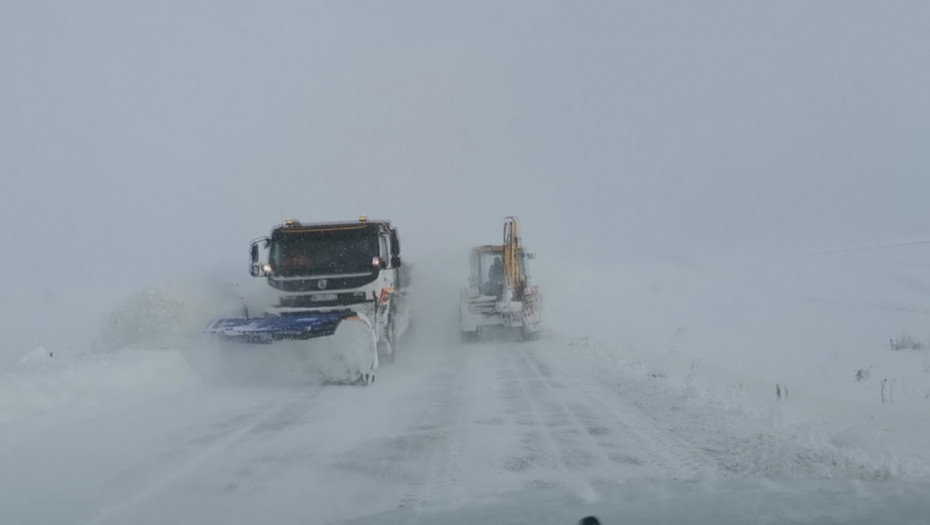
206,311,354,344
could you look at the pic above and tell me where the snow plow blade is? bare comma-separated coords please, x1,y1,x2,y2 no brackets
206,311,355,344
196,311,378,386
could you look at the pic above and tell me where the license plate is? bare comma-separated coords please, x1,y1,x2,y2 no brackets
310,293,338,302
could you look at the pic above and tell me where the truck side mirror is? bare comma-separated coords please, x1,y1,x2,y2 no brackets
249,237,270,277
391,255,401,267
391,234,400,256
249,244,260,276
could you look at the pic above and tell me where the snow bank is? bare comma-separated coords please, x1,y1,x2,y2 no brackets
93,279,254,353
0,270,256,424
0,346,195,425
0,274,244,425
539,245,930,478
549,331,930,481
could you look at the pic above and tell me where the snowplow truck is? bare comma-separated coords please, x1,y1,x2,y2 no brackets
460,217,541,340
205,217,409,385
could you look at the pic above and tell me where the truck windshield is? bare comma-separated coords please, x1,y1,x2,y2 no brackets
270,226,379,276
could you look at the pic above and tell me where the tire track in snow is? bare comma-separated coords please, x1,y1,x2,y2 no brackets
488,342,704,497
511,349,610,474
87,386,325,525
547,335,905,481
329,363,469,510
526,346,717,481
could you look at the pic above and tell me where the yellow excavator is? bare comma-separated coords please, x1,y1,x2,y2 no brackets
459,217,541,340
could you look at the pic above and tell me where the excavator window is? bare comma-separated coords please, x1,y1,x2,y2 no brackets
475,252,504,296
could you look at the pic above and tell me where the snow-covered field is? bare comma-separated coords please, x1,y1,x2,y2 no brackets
543,246,930,481
1,251,929,524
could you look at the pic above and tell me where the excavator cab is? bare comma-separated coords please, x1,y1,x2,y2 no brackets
469,247,506,296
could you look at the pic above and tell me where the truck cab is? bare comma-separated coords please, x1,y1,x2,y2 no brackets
242,216,409,365
250,218,403,311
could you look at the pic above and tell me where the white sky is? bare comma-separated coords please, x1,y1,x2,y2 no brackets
1,1,928,288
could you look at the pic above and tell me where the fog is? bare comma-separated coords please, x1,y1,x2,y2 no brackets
1,1,929,347
5,5,930,522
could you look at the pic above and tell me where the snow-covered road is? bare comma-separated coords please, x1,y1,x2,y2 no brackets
1,331,699,523
4,309,929,524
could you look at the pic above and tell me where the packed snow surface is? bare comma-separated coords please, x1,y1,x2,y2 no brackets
2,253,930,524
